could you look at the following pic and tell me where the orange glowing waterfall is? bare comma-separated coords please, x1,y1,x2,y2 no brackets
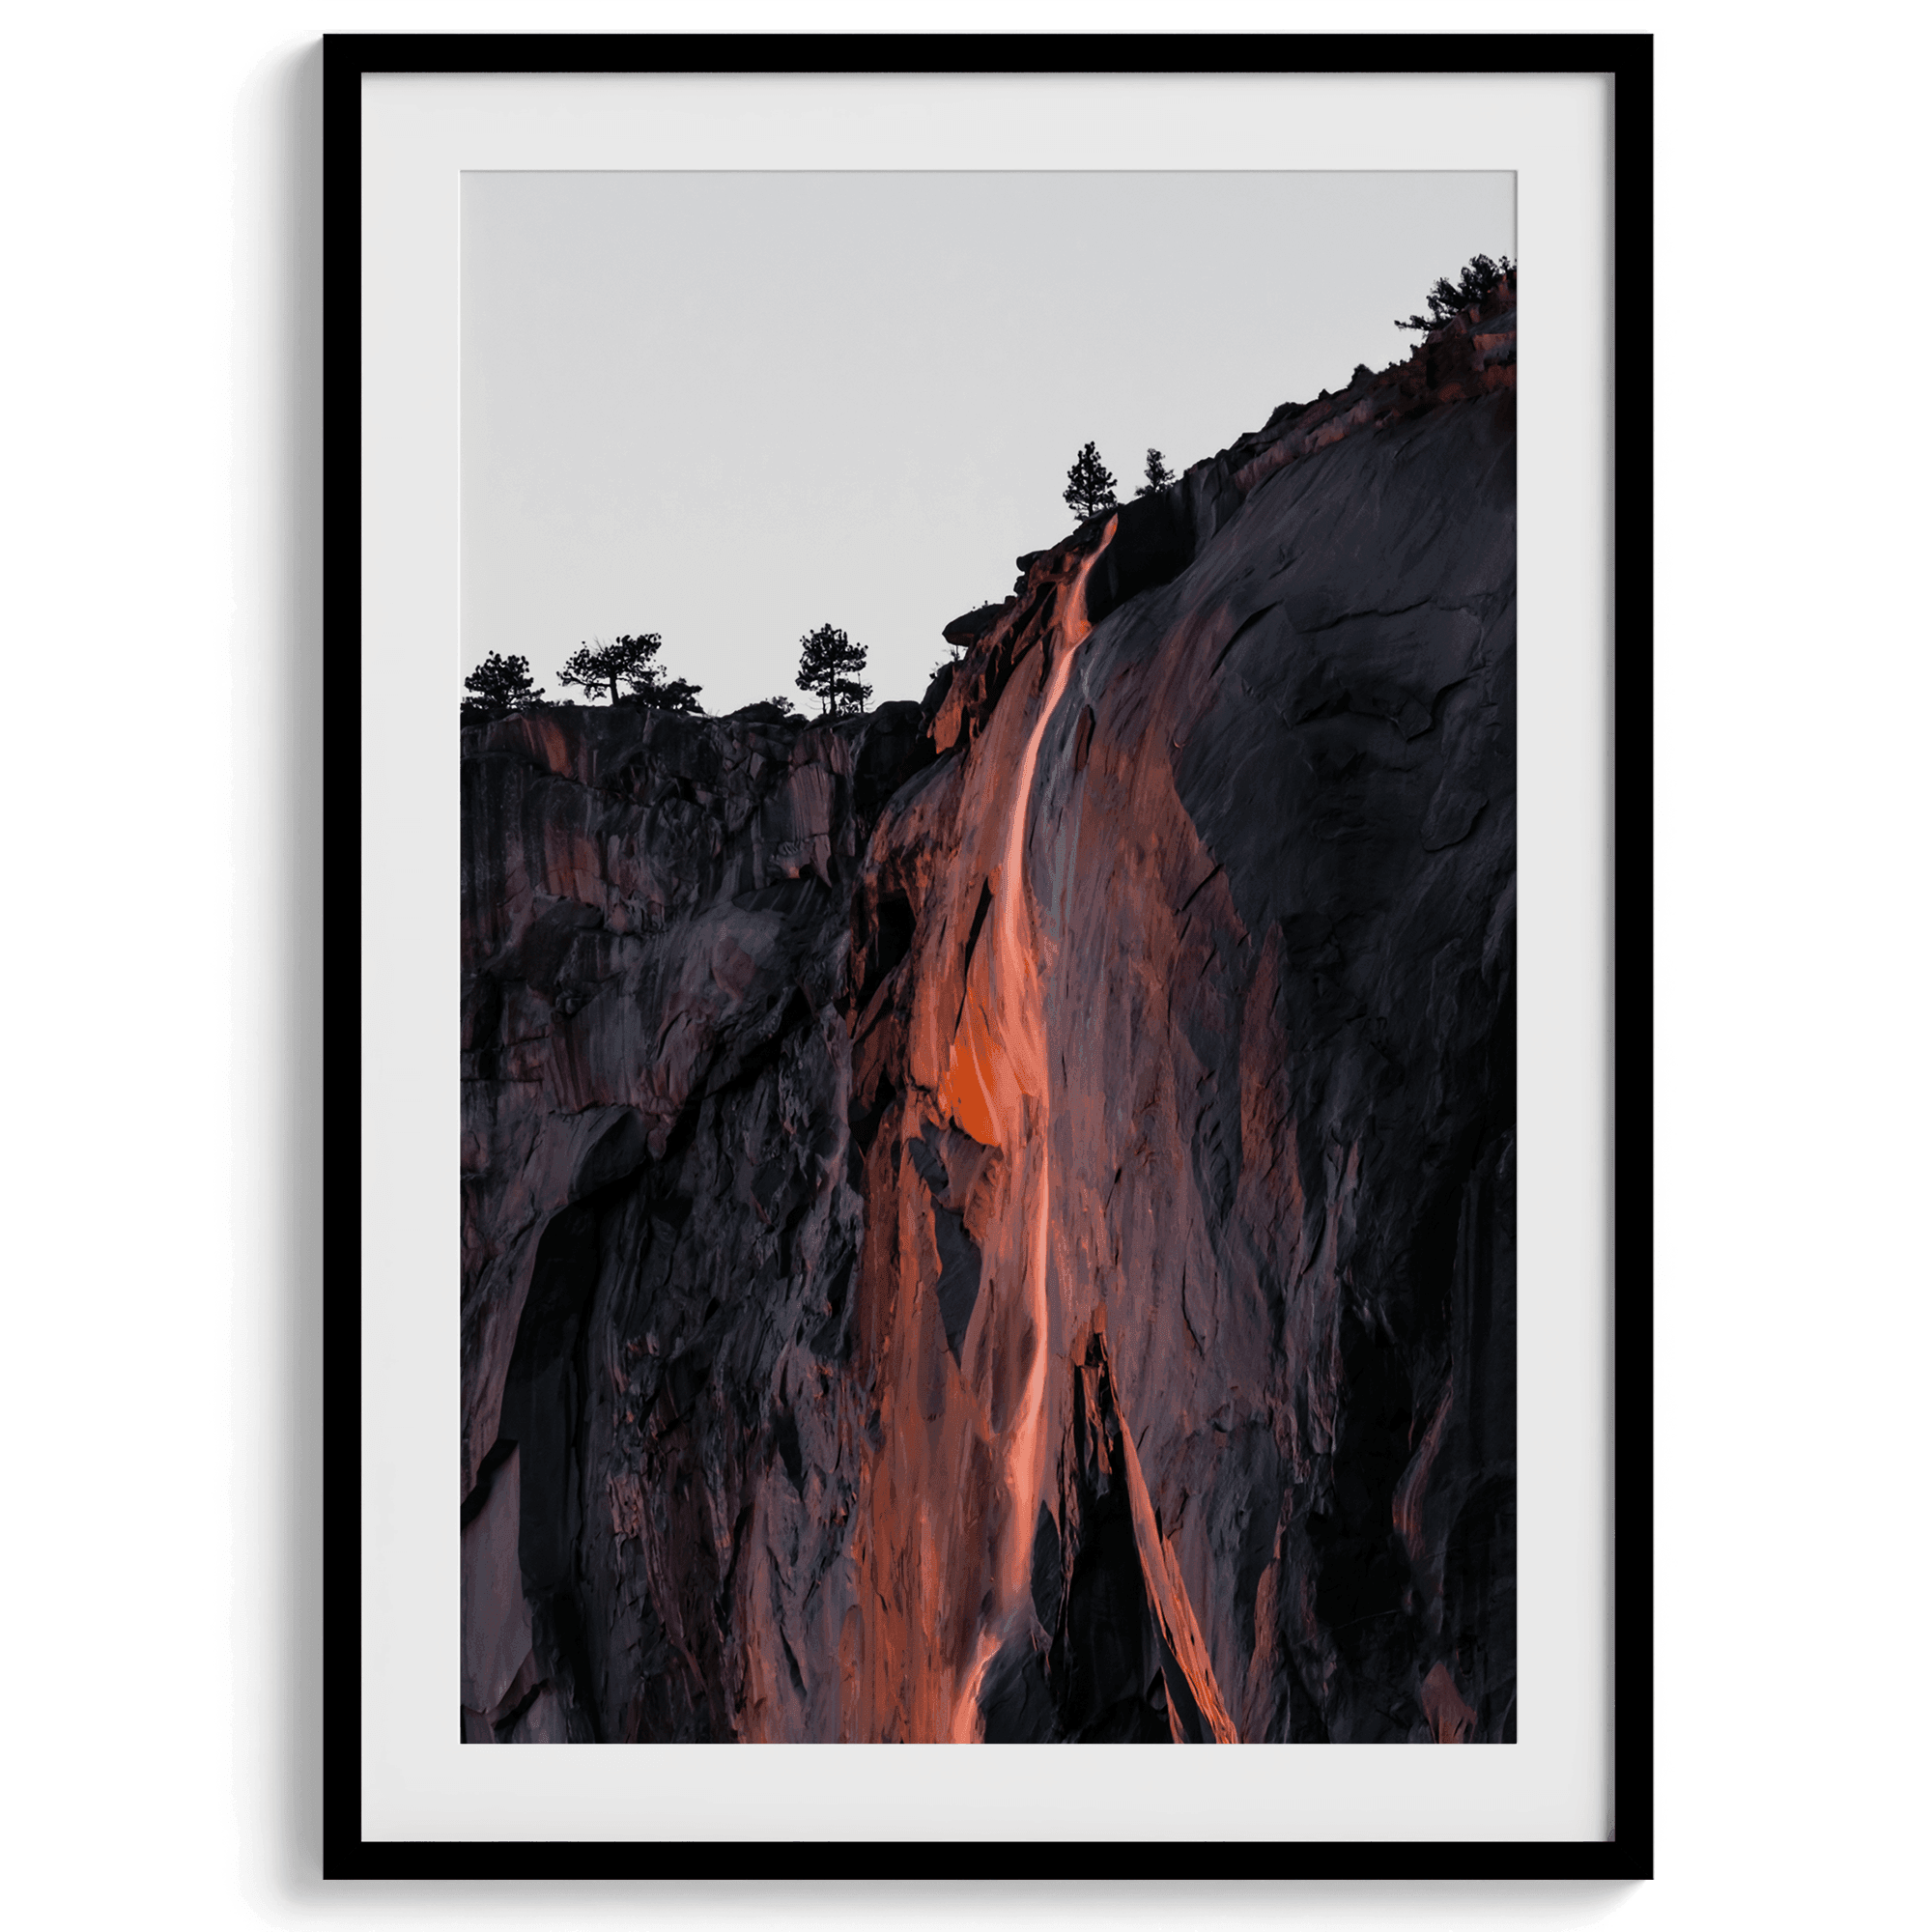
938,520,1116,1738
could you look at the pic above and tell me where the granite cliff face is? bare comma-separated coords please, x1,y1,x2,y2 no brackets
461,283,1517,1745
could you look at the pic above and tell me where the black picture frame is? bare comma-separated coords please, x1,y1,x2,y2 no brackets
322,30,1653,1882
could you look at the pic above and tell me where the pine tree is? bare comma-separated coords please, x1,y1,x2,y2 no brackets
557,636,643,703
1395,253,1517,333
1136,447,1176,497
461,651,545,725
1063,441,1119,522
556,633,703,713
639,672,705,716
797,623,871,718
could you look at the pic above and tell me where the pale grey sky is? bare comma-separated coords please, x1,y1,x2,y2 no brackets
461,171,1514,717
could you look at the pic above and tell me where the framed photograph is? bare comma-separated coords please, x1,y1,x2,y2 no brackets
325,32,1652,1878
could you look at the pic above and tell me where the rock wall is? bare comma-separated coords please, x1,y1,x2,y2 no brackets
460,284,1517,1744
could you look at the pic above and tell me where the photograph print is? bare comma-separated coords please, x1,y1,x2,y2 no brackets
457,169,1517,1747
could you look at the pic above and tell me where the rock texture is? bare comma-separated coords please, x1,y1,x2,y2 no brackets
460,281,1516,1744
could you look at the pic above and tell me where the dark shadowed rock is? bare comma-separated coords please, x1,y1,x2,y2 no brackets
727,699,800,725
942,602,1011,651
920,662,955,717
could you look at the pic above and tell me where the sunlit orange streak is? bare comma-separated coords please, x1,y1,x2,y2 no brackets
938,519,1118,1739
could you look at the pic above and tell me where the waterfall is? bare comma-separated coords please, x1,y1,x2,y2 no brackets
941,518,1117,1739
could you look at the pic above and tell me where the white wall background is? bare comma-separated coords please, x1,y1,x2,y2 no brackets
0,2,1925,1926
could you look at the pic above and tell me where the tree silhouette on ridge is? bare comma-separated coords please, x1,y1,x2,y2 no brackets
557,633,703,713
462,651,545,726
1395,253,1517,334
797,623,871,718
1063,441,1119,522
